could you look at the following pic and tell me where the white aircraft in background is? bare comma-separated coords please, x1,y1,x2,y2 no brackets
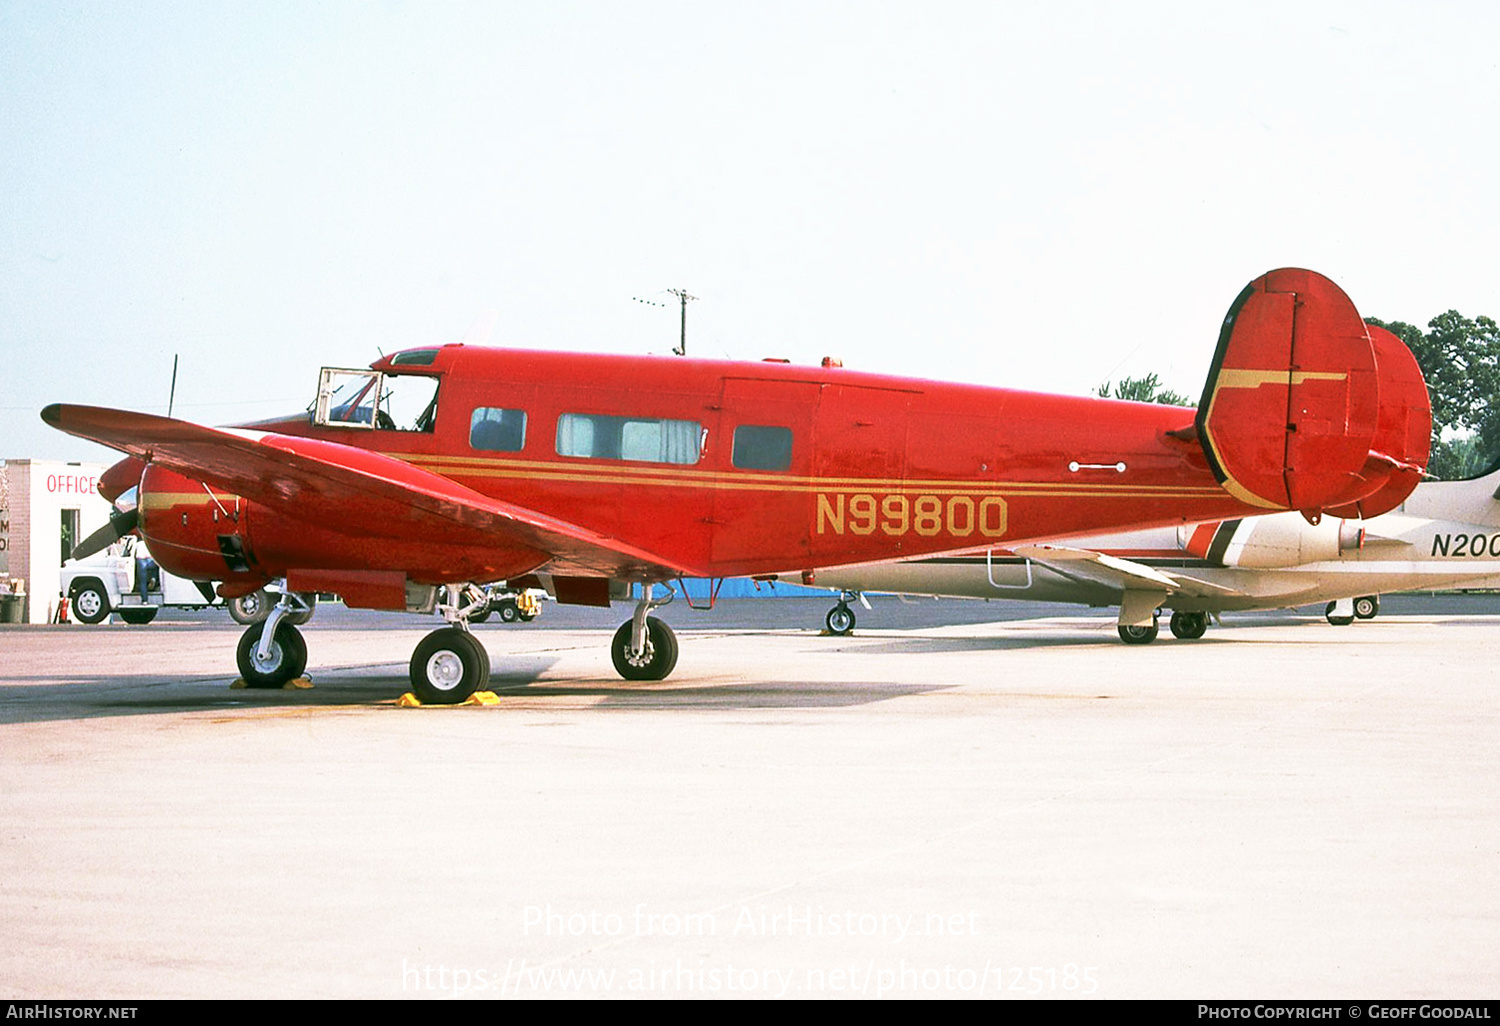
793,464,1500,643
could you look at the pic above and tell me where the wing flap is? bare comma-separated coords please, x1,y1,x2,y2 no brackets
1013,543,1246,599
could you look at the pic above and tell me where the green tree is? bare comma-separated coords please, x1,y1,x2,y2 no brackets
1095,372,1194,407
1367,313,1500,480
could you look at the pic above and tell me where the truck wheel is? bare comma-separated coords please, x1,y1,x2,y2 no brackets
498,599,520,623
228,590,271,625
71,581,111,624
119,608,158,625
1353,595,1379,620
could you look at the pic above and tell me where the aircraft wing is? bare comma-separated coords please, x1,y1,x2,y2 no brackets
41,404,703,580
1013,544,1245,599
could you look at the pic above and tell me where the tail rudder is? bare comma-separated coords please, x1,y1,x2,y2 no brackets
1195,268,1429,520
1324,323,1431,519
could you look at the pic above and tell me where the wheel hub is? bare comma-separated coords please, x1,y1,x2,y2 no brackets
424,650,465,691
249,643,284,674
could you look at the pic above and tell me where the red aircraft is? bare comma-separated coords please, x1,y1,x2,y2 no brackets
44,268,1430,703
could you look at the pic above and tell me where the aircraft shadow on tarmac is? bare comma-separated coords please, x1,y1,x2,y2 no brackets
0,660,950,723
490,680,953,709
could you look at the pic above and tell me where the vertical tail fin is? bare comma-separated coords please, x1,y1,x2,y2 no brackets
1195,269,1430,521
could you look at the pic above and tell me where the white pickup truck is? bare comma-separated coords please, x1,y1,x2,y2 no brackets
60,535,222,625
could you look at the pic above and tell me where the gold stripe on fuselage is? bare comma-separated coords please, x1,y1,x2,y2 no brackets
398,453,1226,500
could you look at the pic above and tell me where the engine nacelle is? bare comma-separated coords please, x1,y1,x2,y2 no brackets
137,464,266,591
1216,514,1364,568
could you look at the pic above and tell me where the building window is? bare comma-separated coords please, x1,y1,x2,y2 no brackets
60,508,79,564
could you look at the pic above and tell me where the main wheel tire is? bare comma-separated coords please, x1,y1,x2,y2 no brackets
1353,595,1379,620
1325,601,1354,626
227,589,271,625
70,581,111,624
410,627,489,704
1118,621,1160,645
236,623,308,688
1169,610,1207,640
826,604,855,635
118,608,159,625
497,600,520,623
611,617,679,681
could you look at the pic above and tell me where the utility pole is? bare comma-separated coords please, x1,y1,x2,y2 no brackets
633,289,697,355
667,289,696,356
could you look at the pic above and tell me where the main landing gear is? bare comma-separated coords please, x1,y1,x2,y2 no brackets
1169,610,1209,640
1116,609,1210,644
611,583,679,681
234,589,315,687
234,580,685,705
408,585,492,704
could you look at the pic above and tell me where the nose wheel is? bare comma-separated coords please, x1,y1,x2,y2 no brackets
824,590,863,635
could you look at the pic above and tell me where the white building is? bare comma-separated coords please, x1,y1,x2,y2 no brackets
1,460,112,623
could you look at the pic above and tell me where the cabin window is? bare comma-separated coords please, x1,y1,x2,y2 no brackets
556,413,703,465
732,425,793,471
470,407,527,452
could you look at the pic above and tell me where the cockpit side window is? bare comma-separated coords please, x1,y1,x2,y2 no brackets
313,368,439,432
382,374,440,432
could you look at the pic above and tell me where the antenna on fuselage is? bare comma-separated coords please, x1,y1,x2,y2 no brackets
167,354,179,418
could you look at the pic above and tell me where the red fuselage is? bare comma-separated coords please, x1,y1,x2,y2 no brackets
135,345,1257,594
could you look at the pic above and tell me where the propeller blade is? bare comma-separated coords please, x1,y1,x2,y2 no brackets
71,509,140,561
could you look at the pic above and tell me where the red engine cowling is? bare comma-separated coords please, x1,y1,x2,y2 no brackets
136,463,541,606
137,464,268,593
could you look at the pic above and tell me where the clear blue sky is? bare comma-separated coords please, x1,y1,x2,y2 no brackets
5,1,1498,461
